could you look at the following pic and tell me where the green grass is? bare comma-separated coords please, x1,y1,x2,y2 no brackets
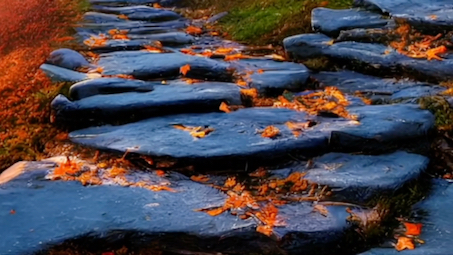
77,0,91,12
184,0,353,45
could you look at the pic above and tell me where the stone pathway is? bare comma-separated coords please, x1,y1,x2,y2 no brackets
2,0,453,254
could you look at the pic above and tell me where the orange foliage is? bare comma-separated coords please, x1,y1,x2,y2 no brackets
180,64,191,76
395,237,415,251
219,102,231,113
261,126,280,138
404,222,423,236
224,53,252,61
0,0,81,170
273,87,357,120
173,124,214,138
186,26,203,35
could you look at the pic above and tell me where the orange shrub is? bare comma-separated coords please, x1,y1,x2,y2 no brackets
0,0,82,170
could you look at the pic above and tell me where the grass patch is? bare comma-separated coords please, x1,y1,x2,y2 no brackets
183,0,353,45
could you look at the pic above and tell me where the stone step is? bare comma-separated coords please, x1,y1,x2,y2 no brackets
90,5,182,21
284,33,453,82
0,161,360,255
68,105,433,167
311,70,446,104
51,81,242,126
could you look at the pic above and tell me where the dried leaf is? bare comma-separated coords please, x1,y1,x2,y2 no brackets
180,64,191,76
404,222,423,236
191,175,210,182
261,126,280,138
153,3,162,8
206,207,226,216
219,102,231,113
186,26,202,35
10,209,15,214
313,204,329,217
395,237,415,251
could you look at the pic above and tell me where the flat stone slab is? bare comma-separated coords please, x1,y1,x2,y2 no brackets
91,5,181,21
77,18,187,34
89,0,178,7
360,180,453,255
0,162,355,255
46,48,91,70
354,0,453,31
40,64,90,82
302,151,429,202
69,77,156,99
284,33,453,81
98,51,233,81
69,105,433,166
231,59,310,95
52,82,242,125
312,70,446,103
312,7,391,36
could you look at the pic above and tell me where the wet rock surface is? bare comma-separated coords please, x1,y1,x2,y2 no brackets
6,0,453,254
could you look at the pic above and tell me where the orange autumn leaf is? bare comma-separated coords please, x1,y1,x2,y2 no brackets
236,80,248,87
240,88,258,98
249,167,267,177
429,14,438,20
155,170,166,176
118,14,128,20
404,222,423,236
214,47,235,55
10,209,16,215
256,69,264,74
153,3,162,8
426,45,447,61
206,207,226,216
143,45,163,53
261,126,280,138
219,102,231,113
395,237,415,251
180,64,191,76
191,175,210,182
224,53,251,61
224,177,237,188
256,225,273,236
186,26,202,35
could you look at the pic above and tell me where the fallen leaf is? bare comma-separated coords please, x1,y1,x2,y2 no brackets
429,15,438,20
240,88,258,98
236,80,248,87
186,26,203,35
313,204,329,217
180,64,191,76
118,14,128,20
155,170,166,177
191,175,210,182
261,126,280,138
256,225,273,236
404,222,423,236
206,207,226,216
10,209,15,214
153,3,162,8
395,236,415,251
219,102,231,113
224,53,251,61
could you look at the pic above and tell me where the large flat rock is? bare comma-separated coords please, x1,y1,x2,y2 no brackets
354,0,453,31
231,59,310,95
91,5,181,21
40,64,90,83
69,105,434,166
303,152,429,202
284,33,453,81
0,163,355,255
360,180,453,255
52,82,242,126
312,7,391,36
97,51,233,81
312,70,445,103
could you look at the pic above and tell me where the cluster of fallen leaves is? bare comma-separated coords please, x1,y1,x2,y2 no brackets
48,157,175,192
192,168,331,236
83,29,130,47
0,0,82,171
394,221,424,251
389,23,449,61
273,87,358,121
